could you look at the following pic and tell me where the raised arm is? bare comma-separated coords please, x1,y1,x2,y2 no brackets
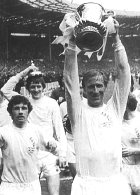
64,39,81,128
1,65,38,100
111,20,131,119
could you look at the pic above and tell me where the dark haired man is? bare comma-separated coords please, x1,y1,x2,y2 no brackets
64,18,131,195
51,75,65,105
0,95,58,195
1,67,67,195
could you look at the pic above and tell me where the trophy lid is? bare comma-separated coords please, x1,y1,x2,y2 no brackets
77,2,106,23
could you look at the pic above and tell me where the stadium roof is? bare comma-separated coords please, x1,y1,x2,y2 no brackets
0,0,74,34
0,0,140,36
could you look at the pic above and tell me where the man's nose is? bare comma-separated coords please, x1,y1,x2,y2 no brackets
19,108,23,113
93,86,99,92
34,87,38,91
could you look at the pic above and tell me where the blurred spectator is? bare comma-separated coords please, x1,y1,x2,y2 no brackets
51,75,65,105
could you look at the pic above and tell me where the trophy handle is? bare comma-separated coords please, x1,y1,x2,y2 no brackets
96,31,108,61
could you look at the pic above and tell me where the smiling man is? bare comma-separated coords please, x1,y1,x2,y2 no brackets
64,18,131,195
81,71,107,107
25,72,67,195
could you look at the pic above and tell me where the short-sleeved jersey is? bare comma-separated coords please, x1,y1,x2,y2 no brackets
74,98,122,177
28,95,67,155
0,123,41,183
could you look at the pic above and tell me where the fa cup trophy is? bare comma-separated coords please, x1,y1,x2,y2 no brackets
52,2,116,61
74,2,107,53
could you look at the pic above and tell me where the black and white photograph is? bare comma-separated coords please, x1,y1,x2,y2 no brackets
0,0,140,195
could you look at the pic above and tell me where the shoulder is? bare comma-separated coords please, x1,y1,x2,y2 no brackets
60,101,67,108
27,122,40,130
43,95,59,105
26,123,41,136
133,112,140,123
0,124,12,135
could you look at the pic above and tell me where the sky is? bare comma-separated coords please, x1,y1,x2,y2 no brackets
66,0,140,12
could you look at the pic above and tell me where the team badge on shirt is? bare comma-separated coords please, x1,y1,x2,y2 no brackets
99,112,112,128
27,137,36,155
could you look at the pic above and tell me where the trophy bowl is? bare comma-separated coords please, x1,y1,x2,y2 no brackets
74,2,107,52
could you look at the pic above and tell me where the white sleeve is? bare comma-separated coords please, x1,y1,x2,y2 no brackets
1,74,21,100
111,42,131,120
52,101,67,158
0,129,5,148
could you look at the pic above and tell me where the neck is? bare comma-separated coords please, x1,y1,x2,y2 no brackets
88,101,103,108
13,122,27,129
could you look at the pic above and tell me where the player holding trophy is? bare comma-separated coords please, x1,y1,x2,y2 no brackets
60,2,131,195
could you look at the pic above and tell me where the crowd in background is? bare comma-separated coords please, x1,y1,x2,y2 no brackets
0,34,140,90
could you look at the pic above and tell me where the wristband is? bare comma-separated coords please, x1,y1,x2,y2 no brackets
112,40,124,52
67,42,77,51
69,41,76,48
66,47,77,52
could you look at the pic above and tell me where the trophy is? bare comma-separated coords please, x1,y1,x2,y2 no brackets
52,2,116,61
74,2,107,53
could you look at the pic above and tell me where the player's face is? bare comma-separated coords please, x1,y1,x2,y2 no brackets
29,82,43,100
84,75,106,107
11,103,29,128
